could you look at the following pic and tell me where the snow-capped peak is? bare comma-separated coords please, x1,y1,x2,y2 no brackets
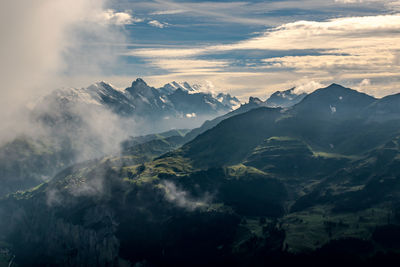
35,86,103,109
87,81,117,93
216,93,241,110
161,81,198,94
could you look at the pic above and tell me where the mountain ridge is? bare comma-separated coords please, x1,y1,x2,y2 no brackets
265,87,307,108
2,82,400,266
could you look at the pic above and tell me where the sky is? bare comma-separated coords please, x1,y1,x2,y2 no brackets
1,0,400,104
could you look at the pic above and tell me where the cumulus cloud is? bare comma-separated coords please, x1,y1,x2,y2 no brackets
355,78,373,93
293,80,326,94
95,9,141,25
0,0,129,144
359,78,372,87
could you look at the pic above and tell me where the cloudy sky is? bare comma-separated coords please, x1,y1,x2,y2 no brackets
2,0,400,102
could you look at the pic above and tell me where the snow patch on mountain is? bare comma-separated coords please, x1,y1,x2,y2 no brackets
186,113,196,118
265,87,307,108
161,81,198,94
32,78,244,136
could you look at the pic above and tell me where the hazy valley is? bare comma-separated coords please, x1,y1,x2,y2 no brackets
1,81,400,266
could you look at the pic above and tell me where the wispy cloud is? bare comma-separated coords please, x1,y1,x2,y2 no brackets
162,181,211,211
145,58,230,73
216,14,400,51
148,19,168,28
128,47,205,58
127,13,400,98
150,9,186,15
387,0,400,11
129,0,400,27
335,0,364,3
130,14,400,56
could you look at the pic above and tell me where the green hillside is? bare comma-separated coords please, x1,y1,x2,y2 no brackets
2,84,400,266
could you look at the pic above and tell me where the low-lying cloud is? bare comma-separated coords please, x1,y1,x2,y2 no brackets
162,181,211,211
0,0,129,144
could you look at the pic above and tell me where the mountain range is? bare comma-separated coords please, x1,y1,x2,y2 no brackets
36,78,240,122
0,80,304,198
33,78,305,130
2,82,400,266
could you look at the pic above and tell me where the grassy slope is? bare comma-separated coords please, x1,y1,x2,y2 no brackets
3,89,400,265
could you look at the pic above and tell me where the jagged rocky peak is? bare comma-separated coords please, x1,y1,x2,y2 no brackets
161,81,198,94
183,82,191,87
182,81,196,92
217,93,241,105
86,81,118,94
91,81,112,87
132,78,147,87
248,96,264,105
265,87,307,108
217,93,240,103
275,87,304,100
126,78,154,96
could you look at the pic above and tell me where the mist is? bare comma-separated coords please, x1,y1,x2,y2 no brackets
0,0,128,144
162,180,212,211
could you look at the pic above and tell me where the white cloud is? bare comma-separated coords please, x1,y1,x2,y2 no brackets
293,80,326,94
261,52,394,73
144,1,271,26
95,9,141,25
150,9,186,15
148,20,168,28
355,78,373,93
335,0,364,3
186,113,197,118
162,181,210,211
128,48,205,58
132,14,400,57
359,78,371,87
218,14,400,51
128,13,400,98
386,0,400,11
0,0,129,143
147,59,229,73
